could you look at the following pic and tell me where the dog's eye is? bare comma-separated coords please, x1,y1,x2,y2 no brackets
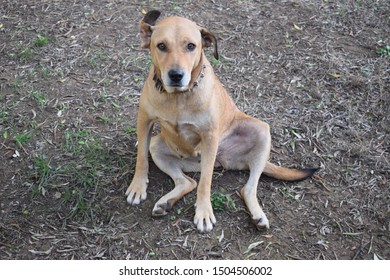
157,43,167,51
187,43,196,51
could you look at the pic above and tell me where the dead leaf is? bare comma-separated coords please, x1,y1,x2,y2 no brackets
13,150,20,158
245,252,257,259
316,240,329,250
293,23,302,30
29,247,52,255
54,192,62,199
328,73,341,78
218,230,224,243
183,235,188,247
244,241,264,254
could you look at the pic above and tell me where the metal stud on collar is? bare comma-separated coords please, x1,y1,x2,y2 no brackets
192,64,206,89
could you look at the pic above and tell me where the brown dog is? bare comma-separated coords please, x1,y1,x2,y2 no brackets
126,10,317,232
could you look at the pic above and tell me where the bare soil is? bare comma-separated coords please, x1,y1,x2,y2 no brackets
1,0,389,260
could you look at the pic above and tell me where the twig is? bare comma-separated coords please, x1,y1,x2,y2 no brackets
313,174,331,192
352,240,370,260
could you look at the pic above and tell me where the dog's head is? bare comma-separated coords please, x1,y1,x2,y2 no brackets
139,10,218,93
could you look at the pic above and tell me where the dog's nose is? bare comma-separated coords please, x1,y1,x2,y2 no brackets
168,69,184,84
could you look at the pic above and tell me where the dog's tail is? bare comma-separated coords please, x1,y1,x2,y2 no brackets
263,162,318,181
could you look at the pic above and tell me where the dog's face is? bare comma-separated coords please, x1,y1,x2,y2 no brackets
140,11,218,93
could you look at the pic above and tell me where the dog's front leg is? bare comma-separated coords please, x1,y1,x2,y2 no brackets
126,109,153,205
194,132,219,232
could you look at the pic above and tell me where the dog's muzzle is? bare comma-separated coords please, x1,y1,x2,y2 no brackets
154,65,206,94
163,69,191,91
168,69,185,86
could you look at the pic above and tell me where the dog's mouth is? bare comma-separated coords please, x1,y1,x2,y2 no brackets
166,84,190,93
168,81,186,88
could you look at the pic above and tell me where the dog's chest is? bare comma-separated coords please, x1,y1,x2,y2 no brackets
152,92,211,149
158,116,202,147
161,117,200,137
177,122,200,143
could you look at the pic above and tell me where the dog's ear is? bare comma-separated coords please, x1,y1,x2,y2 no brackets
139,10,161,48
200,28,219,60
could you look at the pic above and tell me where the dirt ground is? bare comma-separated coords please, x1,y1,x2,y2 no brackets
1,0,389,260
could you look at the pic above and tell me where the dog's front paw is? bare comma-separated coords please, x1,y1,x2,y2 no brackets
125,179,148,205
252,213,270,231
194,201,216,233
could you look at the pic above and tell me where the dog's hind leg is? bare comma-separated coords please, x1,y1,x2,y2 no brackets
217,116,272,230
149,135,200,216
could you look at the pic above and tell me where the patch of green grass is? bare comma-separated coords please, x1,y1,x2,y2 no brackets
14,132,30,146
1,110,8,123
111,101,121,109
124,127,137,135
211,191,237,212
208,54,222,66
55,102,67,111
30,89,47,106
34,155,51,178
280,187,298,201
28,128,126,221
376,46,390,58
65,129,90,154
31,155,52,196
19,47,32,61
9,76,23,89
148,251,156,258
62,186,89,217
61,129,112,218
336,7,347,16
133,75,144,84
1,130,8,140
89,49,110,66
65,170,96,217
16,34,49,62
33,34,49,47
71,191,88,217
21,209,30,216
100,78,110,87
99,91,110,102
172,2,182,11
37,63,50,79
25,128,127,220
99,115,110,125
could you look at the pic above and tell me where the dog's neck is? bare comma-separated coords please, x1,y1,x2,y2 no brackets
153,58,207,94
153,72,165,93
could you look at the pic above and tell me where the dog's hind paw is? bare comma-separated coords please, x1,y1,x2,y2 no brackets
152,199,174,216
252,214,270,231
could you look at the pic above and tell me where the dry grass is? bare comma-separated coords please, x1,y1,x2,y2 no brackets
0,0,389,260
